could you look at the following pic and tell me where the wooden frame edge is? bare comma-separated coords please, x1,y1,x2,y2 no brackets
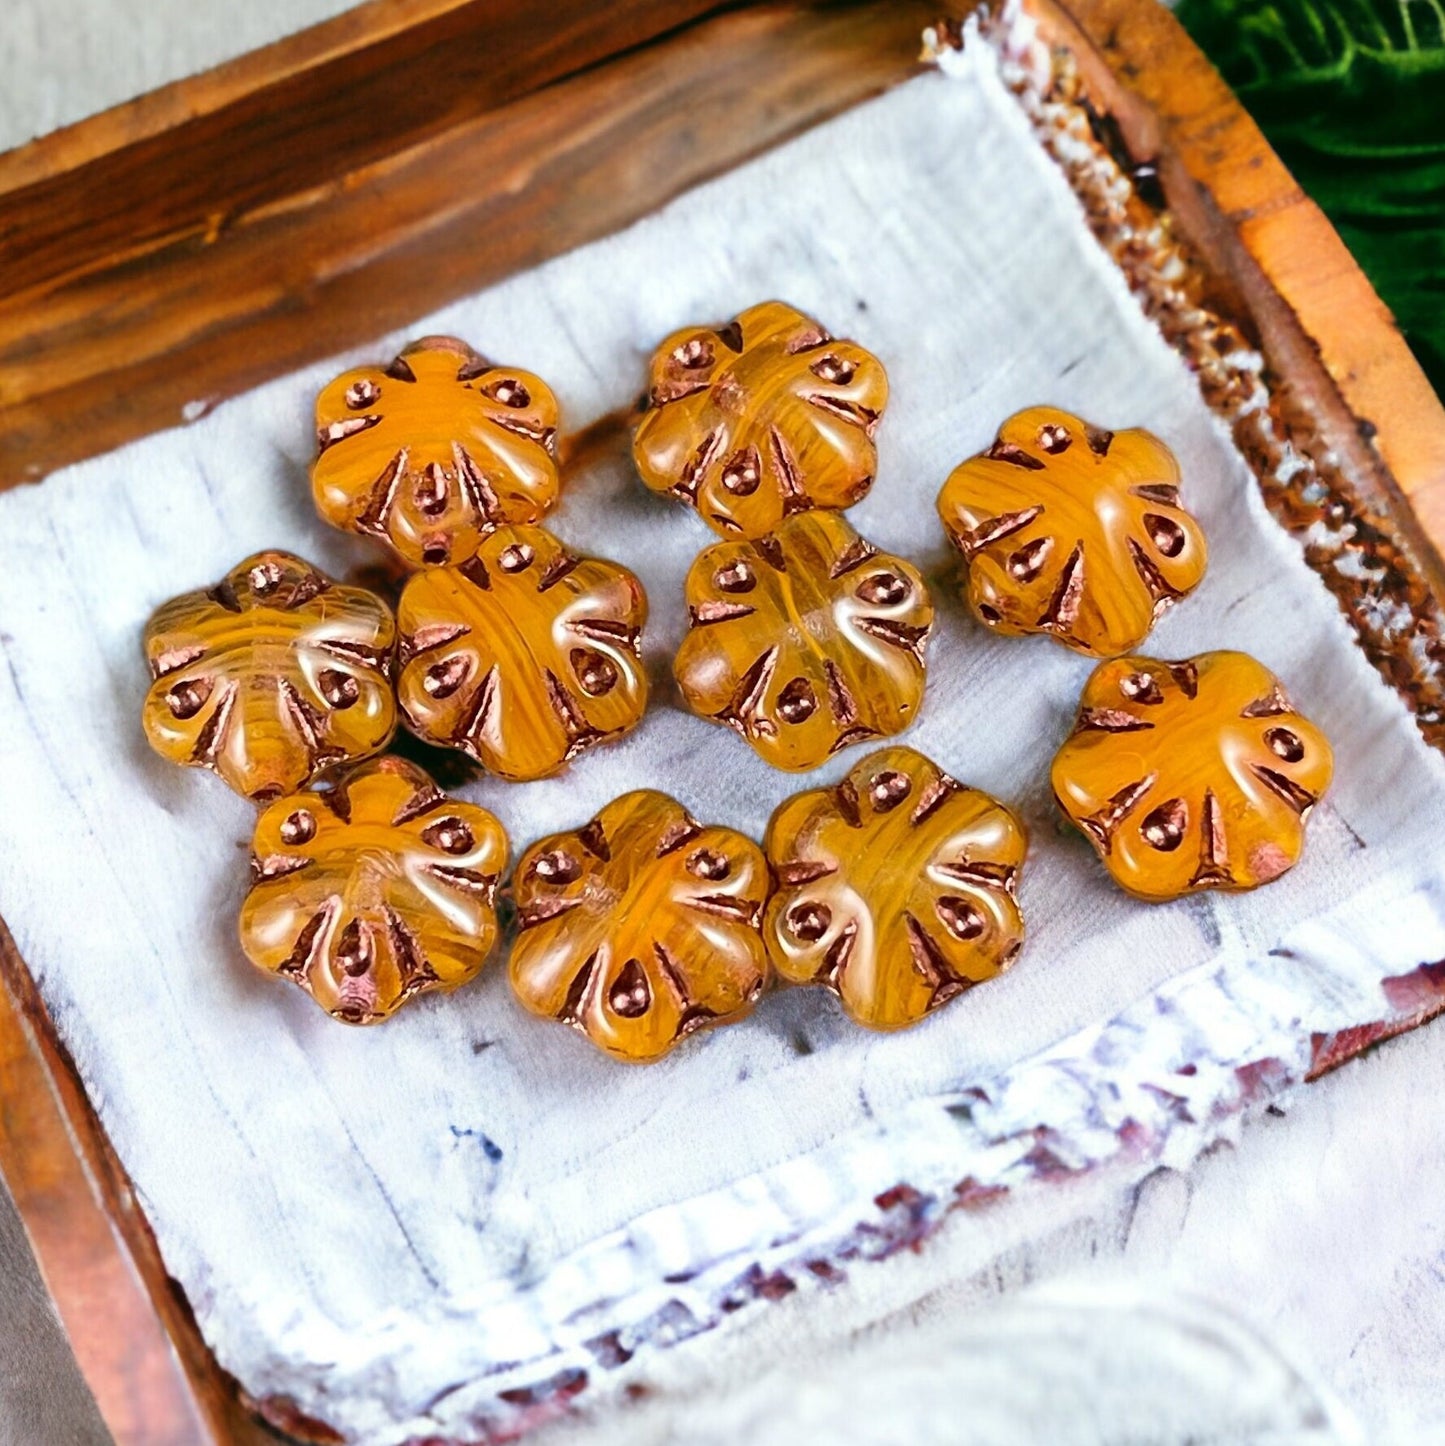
0,921,279,1444
1036,0,1445,578
0,0,489,188
0,0,729,288
0,0,940,484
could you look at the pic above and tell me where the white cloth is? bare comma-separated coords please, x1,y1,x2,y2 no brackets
0,0,352,149
0,38,1442,1445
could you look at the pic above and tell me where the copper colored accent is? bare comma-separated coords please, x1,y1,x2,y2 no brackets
787,901,832,942
239,756,507,1023
1189,788,1234,890
632,300,888,538
499,541,535,572
867,769,911,810
936,896,985,940
422,816,475,854
686,847,730,881
1038,421,1072,453
572,649,619,697
777,676,819,724
1242,686,1292,719
396,524,648,782
509,790,769,1062
765,746,1026,1030
141,550,396,802
312,336,560,568
1139,797,1187,851
856,570,909,606
956,505,1042,557
1052,651,1333,901
938,406,1207,657
534,849,579,884
1121,671,1163,705
1266,726,1305,763
279,809,316,847
608,959,652,1018
675,510,933,772
715,559,756,593
1077,775,1155,855
1078,706,1153,733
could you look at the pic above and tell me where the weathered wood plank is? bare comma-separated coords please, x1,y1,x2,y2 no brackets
1038,0,1445,578
0,921,278,1444
0,0,727,295
0,0,940,484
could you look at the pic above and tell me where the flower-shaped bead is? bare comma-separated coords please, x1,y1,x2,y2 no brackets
633,300,889,538
312,335,561,568
1051,651,1333,902
764,747,1027,1031
675,510,933,772
240,757,508,1023
937,406,1207,657
509,790,770,1062
142,551,397,802
395,525,648,782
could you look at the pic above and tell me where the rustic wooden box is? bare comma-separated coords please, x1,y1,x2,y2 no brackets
1,0,1442,1441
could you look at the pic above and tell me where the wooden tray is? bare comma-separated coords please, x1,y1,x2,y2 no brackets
1,1,1442,1441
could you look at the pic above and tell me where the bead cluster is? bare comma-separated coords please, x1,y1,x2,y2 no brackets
645,301,937,772
140,301,1332,1059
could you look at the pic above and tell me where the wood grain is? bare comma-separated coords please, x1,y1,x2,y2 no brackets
0,0,503,189
0,0,726,297
0,921,277,1445
0,0,940,484
1036,0,1445,584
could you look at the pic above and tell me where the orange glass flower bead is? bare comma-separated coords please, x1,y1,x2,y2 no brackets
509,790,770,1062
141,551,397,802
240,757,508,1024
312,335,561,568
675,511,932,773
764,746,1027,1031
395,524,648,782
632,300,888,538
1051,651,1333,902
936,406,1207,657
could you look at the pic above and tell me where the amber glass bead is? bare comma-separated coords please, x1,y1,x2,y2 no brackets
141,551,396,802
1051,651,1333,902
509,790,770,1062
936,406,1207,657
394,524,647,782
312,335,561,568
240,757,507,1023
632,300,888,539
764,746,1027,1031
675,510,932,773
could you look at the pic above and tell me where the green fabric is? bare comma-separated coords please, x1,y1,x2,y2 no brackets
1175,0,1445,397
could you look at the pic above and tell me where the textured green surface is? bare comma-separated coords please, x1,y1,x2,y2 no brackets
1176,0,1445,398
